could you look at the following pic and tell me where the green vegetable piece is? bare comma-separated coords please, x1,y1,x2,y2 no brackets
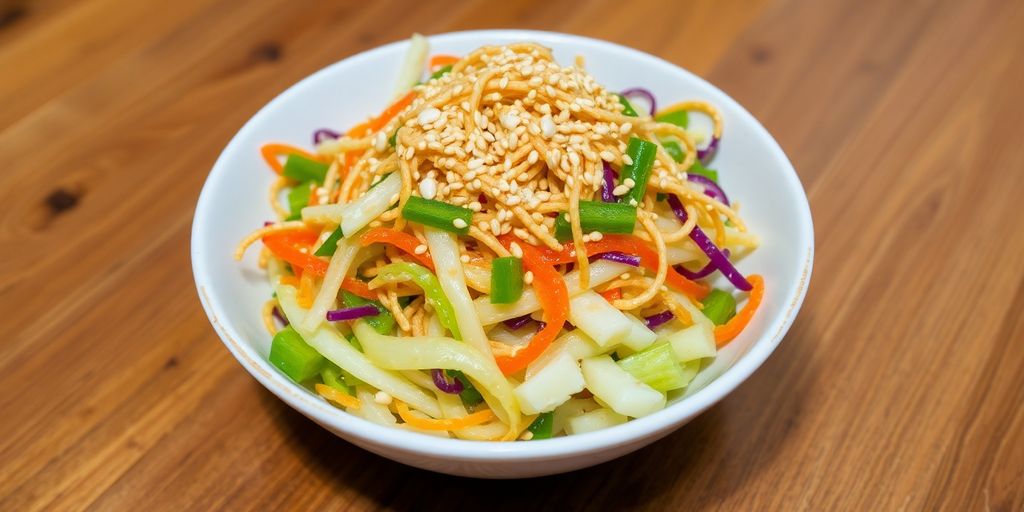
490,257,524,304
282,154,329,183
617,343,692,392
342,291,394,335
344,332,363,352
553,201,638,242
269,326,325,383
701,289,737,326
401,196,473,234
313,226,344,256
368,172,394,190
687,161,719,182
447,369,484,406
619,137,658,205
388,129,399,147
661,140,686,163
655,109,689,128
655,193,668,202
372,262,462,339
527,411,554,440
616,93,639,117
320,364,354,395
429,64,453,80
285,182,312,221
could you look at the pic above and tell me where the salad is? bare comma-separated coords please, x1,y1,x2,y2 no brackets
236,35,764,441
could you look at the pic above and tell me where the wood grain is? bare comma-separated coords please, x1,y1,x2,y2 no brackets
2,0,1022,509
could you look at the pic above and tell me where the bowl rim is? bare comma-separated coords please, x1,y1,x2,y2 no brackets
191,28,814,461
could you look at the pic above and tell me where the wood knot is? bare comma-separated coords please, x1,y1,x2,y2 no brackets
750,45,771,64
45,187,82,215
0,5,27,30
254,42,282,62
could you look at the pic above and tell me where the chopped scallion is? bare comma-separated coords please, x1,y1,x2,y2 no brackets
701,289,737,325
342,291,394,335
313,226,344,256
554,201,638,242
268,326,325,382
490,257,523,304
429,64,453,80
527,411,554,439
282,154,329,183
616,93,638,117
401,196,473,234
286,182,312,221
619,137,658,205
655,109,689,128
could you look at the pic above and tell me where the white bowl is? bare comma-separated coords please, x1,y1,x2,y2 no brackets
191,29,813,479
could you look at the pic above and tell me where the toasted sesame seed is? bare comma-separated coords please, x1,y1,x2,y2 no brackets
621,154,633,166
413,244,428,255
612,185,629,196
374,391,393,405
623,178,636,188
510,242,524,258
418,107,441,126
374,132,387,152
523,271,534,284
452,218,469,229
419,178,438,199
589,231,603,241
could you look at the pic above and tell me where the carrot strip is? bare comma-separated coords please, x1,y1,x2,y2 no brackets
428,54,460,69
599,288,622,302
395,401,494,430
315,384,361,410
494,237,569,375
348,90,418,137
262,230,328,277
534,235,710,299
279,275,301,287
360,228,434,270
341,277,377,301
260,143,324,174
714,274,764,346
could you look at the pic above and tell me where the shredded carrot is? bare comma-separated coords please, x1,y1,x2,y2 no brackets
494,237,569,375
341,277,377,301
262,230,329,277
260,143,325,174
534,235,710,299
714,274,764,346
599,288,622,302
315,384,361,409
429,54,460,70
360,228,434,270
348,90,418,138
297,271,315,308
395,401,494,430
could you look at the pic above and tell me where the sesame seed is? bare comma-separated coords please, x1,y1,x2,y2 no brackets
520,431,534,441
374,391,393,405
452,218,469,229
490,218,501,234
623,178,636,188
523,271,534,284
413,244,428,255
374,132,387,152
510,242,524,258
612,184,629,196
619,122,632,133
621,154,633,166
418,107,441,126
419,178,438,199
599,150,615,162
460,254,471,263
589,231,603,241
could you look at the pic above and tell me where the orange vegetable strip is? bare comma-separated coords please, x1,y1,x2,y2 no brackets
494,236,569,375
279,275,301,287
262,231,328,277
348,90,418,137
314,384,362,409
341,277,377,301
428,54,460,69
534,235,710,299
260,143,324,174
714,274,764,346
599,288,622,302
359,228,434,270
395,401,493,430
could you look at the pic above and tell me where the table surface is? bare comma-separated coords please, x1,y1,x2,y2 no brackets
3,0,1023,509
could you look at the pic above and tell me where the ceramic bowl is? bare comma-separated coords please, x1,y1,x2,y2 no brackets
191,29,813,479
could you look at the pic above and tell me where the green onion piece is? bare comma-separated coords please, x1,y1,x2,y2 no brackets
554,201,638,242
655,193,668,202
655,109,689,128
268,326,325,382
489,257,523,304
282,154,330,183
429,64,453,80
342,291,394,335
320,363,354,395
371,262,462,339
313,226,344,256
527,411,554,440
344,332,363,352
401,196,473,234
619,137,658,205
661,139,685,163
447,369,484,406
701,289,737,325
616,93,638,117
687,160,719,182
388,129,399,147
617,343,694,392
285,182,312,221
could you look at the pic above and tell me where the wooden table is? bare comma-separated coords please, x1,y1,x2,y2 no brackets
2,0,1022,509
